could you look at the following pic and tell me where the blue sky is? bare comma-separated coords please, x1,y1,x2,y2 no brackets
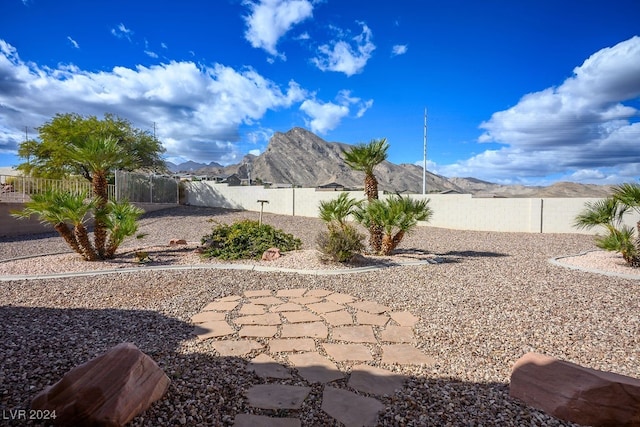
1,0,639,185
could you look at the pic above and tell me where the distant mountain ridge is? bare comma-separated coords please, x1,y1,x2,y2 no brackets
166,127,612,197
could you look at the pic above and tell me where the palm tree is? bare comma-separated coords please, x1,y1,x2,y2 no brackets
342,138,389,252
574,196,639,267
66,135,131,258
104,200,144,258
354,195,433,255
316,193,365,262
12,191,99,260
318,192,362,229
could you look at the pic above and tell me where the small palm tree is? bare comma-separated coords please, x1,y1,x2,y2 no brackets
104,200,144,258
12,191,99,261
574,195,639,267
318,192,362,229
342,138,389,252
317,193,365,262
354,195,433,255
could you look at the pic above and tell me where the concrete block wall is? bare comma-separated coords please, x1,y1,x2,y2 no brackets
183,181,640,235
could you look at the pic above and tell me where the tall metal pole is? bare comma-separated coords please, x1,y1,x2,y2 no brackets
422,108,427,195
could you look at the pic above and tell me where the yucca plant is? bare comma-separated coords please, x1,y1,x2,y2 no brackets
574,194,639,267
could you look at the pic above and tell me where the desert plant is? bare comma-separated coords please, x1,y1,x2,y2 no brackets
354,195,433,255
318,192,362,228
342,138,389,252
200,219,301,260
574,195,639,267
316,223,365,262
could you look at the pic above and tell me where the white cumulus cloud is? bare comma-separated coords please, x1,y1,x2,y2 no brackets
439,36,640,184
300,89,373,133
243,0,314,59
0,40,310,165
312,22,376,76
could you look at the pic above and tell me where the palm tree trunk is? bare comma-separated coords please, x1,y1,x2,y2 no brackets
54,222,82,256
364,174,379,201
364,173,383,252
381,233,394,255
369,224,383,254
390,230,405,252
92,171,109,258
74,223,98,261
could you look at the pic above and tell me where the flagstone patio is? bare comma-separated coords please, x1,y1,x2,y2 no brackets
191,288,435,426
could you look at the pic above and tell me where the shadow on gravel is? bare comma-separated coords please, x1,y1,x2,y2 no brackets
439,250,509,259
139,205,244,220
0,305,563,426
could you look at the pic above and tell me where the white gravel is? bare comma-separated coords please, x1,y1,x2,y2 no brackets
1,205,639,426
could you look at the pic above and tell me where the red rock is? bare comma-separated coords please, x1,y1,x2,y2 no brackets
262,247,281,261
169,238,187,246
31,342,170,427
510,352,640,427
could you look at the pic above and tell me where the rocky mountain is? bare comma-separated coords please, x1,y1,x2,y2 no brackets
166,160,223,173
171,127,613,197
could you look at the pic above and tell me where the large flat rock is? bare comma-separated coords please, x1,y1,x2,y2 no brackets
322,386,384,427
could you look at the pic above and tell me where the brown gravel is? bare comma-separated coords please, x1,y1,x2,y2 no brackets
0,205,638,426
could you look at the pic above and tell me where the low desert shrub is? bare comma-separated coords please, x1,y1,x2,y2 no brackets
316,223,365,263
200,219,302,260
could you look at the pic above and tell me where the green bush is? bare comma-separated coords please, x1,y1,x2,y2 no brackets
200,219,302,260
316,223,365,263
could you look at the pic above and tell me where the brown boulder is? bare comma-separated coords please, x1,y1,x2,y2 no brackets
510,352,640,426
31,342,170,427
262,247,281,261
169,239,187,246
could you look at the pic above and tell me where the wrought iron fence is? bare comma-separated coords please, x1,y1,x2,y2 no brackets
1,171,178,204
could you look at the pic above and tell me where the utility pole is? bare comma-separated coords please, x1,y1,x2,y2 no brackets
422,108,428,195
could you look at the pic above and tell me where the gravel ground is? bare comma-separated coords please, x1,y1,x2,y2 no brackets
1,205,639,426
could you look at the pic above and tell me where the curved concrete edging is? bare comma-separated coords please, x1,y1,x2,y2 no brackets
549,250,640,281
0,256,435,282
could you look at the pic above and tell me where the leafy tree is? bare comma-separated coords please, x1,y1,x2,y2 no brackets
342,138,389,252
574,190,639,267
17,113,166,179
354,195,433,255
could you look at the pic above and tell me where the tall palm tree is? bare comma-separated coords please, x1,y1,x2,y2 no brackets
66,135,131,257
342,138,389,252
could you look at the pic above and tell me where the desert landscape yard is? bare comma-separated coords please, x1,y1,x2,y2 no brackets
1,206,638,426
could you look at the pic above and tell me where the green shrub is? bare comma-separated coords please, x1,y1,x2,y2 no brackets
316,223,365,263
200,219,302,260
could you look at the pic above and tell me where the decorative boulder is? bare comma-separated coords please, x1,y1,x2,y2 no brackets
169,239,187,246
262,247,281,261
31,342,170,427
510,352,640,427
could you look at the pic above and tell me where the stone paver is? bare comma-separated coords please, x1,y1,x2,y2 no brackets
325,292,355,304
269,302,304,312
389,311,420,327
250,296,285,305
239,304,266,315
356,311,389,326
304,289,333,297
281,322,328,339
202,301,239,311
212,340,263,356
332,325,377,343
269,338,316,353
247,354,292,379
379,326,414,343
281,311,322,323
238,325,278,338
246,384,311,409
289,296,323,305
276,288,307,298
321,386,384,426
288,352,344,383
322,343,372,362
194,288,428,421
191,311,226,324
381,344,436,365
193,321,235,340
348,300,390,314
234,414,300,427
244,290,271,297
321,310,353,326
306,301,345,314
234,313,281,325
217,295,242,302
348,364,407,396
